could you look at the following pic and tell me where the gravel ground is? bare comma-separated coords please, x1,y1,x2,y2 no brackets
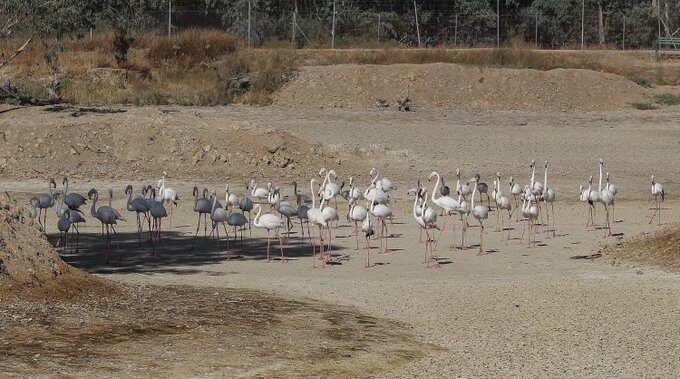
2,105,679,377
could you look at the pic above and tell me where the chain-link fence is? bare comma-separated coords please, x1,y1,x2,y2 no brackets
141,1,676,50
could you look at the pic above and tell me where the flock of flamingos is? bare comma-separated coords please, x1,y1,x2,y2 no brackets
27,159,667,268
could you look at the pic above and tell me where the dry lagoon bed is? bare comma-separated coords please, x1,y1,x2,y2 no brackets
1,104,679,377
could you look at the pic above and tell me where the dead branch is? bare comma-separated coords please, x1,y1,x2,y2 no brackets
0,81,60,106
0,37,32,69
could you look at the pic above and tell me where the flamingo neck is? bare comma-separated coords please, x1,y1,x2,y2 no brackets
431,172,441,204
212,194,217,213
413,192,419,219
64,179,69,195
531,165,536,187
471,185,477,208
598,164,603,192
544,166,548,189
90,193,98,217
310,180,317,209
253,205,262,226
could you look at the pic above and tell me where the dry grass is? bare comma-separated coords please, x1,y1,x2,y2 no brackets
605,225,680,272
1,29,678,106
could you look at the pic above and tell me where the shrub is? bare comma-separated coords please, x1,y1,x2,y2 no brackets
654,93,680,106
631,102,658,110
628,75,652,88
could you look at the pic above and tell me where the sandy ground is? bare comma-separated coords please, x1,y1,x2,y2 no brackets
2,105,680,377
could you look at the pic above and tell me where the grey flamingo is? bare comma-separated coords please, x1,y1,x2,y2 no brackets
35,178,57,231
88,189,124,263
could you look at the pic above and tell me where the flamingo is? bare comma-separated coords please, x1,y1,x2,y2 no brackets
321,195,339,261
428,171,460,251
542,161,556,238
508,176,523,221
157,172,178,227
146,186,167,255
348,200,368,250
54,196,71,253
493,177,512,240
191,186,213,249
250,179,270,203
125,185,150,246
62,177,87,212
88,189,124,263
456,169,472,200
239,181,254,236
586,175,600,228
319,168,342,209
369,183,392,255
414,188,439,268
361,212,375,269
252,204,285,263
226,184,239,208
371,168,397,193
598,160,614,238
272,187,298,243
520,189,539,248
475,174,491,209
34,178,57,232
293,184,310,239
649,175,665,225
227,208,249,246
605,171,618,222
307,179,327,268
208,190,230,253
468,178,489,255
55,192,86,253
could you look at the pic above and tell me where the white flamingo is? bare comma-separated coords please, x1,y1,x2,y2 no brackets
508,176,523,221
494,178,513,240
156,172,178,227
250,179,270,203
414,188,439,268
649,175,665,225
586,175,600,228
225,184,239,208
348,200,368,250
605,171,618,222
252,204,285,263
521,189,539,248
307,179,327,268
428,171,460,251
468,178,489,255
598,160,614,238
542,161,556,238
369,183,392,255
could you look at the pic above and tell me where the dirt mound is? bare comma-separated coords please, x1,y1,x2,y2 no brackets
0,193,109,299
273,63,648,111
0,106,363,180
603,226,680,272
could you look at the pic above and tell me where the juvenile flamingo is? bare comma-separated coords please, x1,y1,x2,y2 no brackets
468,178,489,255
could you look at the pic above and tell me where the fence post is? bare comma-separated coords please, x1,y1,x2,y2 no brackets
377,14,381,42
535,11,538,47
331,0,336,49
496,0,500,47
413,0,421,47
454,13,458,47
581,0,585,50
622,15,626,50
247,0,251,47
168,0,172,36
292,9,296,45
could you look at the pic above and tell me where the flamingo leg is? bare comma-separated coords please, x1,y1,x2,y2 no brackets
266,230,271,263
477,221,484,256
278,231,285,263
365,235,371,269
354,221,359,250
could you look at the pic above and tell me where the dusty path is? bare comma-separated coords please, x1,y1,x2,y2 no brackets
2,105,680,377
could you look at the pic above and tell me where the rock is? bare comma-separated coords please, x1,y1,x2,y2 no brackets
69,146,79,155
